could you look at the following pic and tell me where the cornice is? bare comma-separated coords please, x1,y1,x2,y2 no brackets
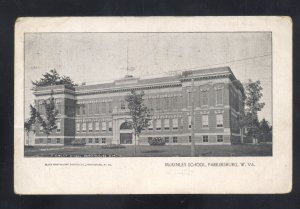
180,72,231,82
75,81,182,96
34,88,75,96
33,71,236,97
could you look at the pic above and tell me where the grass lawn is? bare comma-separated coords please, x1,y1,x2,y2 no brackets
25,143,272,157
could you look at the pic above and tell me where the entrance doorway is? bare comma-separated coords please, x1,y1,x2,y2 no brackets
120,133,132,144
119,122,133,144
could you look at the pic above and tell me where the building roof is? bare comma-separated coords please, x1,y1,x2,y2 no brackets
34,66,237,96
75,66,234,92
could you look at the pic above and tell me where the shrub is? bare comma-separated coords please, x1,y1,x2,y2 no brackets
101,144,126,149
71,139,86,146
148,137,166,146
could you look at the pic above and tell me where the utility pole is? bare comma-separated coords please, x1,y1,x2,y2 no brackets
191,78,196,157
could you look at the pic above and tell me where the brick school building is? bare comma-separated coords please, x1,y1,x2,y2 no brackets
32,66,244,146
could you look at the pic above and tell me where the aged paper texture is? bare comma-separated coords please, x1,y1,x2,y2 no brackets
14,17,292,194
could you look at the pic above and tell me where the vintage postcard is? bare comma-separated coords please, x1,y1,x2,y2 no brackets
14,17,292,194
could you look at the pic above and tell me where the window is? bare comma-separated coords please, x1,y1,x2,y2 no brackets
217,135,223,142
120,100,126,110
202,115,208,128
203,135,208,142
38,100,45,115
188,116,192,129
173,137,178,143
101,102,106,113
233,93,236,109
82,123,86,132
55,99,61,114
156,98,160,110
57,101,62,114
56,121,61,133
88,122,93,132
168,97,172,110
173,96,178,109
216,114,223,128
148,98,153,109
81,138,86,143
76,123,80,133
82,104,86,115
108,101,112,113
95,138,99,143
39,138,43,144
165,137,169,143
187,91,192,106
47,138,51,144
97,103,101,114
76,104,80,115
41,103,46,115
92,103,97,115
39,125,43,133
56,138,61,144
172,118,178,130
89,138,93,143
88,103,93,115
102,121,106,132
165,97,169,110
160,98,165,110
148,120,153,130
102,138,106,144
164,119,170,130
95,121,100,132
156,119,161,130
216,89,223,105
200,90,209,106
38,100,42,113
189,136,192,143
179,118,184,129
95,103,100,114
108,121,112,131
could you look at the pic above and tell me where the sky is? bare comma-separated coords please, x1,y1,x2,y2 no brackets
25,32,272,123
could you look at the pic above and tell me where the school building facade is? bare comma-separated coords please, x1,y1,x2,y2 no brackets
32,66,244,146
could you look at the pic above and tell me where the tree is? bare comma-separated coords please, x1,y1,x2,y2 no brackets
38,96,59,140
24,104,39,145
243,80,265,143
24,96,58,143
25,69,77,145
258,118,272,142
32,69,78,89
247,116,261,143
125,90,152,156
244,80,265,116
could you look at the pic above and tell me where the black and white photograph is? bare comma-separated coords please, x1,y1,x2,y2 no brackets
23,32,272,157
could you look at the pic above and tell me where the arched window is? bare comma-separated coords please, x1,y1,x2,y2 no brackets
120,121,132,130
